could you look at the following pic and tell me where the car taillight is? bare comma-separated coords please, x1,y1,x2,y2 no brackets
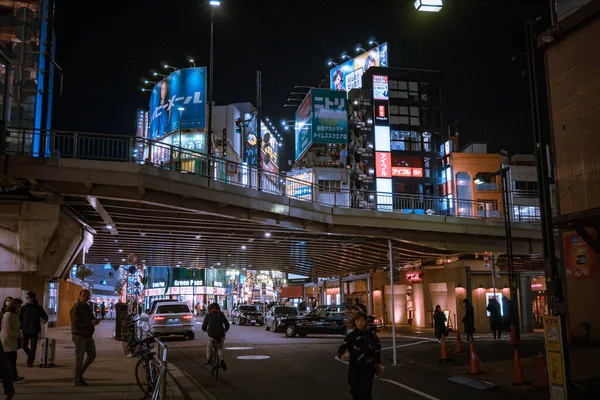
183,315,193,320
153,316,164,321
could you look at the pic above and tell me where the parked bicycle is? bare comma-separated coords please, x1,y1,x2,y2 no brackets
135,336,162,397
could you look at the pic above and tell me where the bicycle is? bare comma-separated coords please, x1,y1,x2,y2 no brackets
135,337,161,397
210,337,222,380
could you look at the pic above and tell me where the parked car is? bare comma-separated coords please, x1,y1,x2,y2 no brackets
147,301,195,340
275,305,381,338
139,299,175,324
231,305,264,326
265,306,299,331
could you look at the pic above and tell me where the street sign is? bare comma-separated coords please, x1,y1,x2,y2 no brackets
543,315,568,400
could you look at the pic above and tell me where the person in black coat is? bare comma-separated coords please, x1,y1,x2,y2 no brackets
202,303,230,371
337,310,382,400
433,305,447,343
462,298,475,341
19,292,48,367
486,297,502,340
508,299,521,340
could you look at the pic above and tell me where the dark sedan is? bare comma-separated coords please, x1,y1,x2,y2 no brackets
231,305,264,326
275,305,381,338
265,306,299,331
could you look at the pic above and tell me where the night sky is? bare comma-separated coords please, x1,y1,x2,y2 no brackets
53,0,548,167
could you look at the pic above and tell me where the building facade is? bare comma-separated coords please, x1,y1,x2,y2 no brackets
543,0,600,339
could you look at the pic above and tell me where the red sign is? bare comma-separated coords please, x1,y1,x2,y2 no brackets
378,105,386,118
406,272,422,281
376,152,391,177
391,167,422,177
563,232,596,278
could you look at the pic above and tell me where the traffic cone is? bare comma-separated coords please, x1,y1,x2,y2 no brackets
512,349,528,385
535,351,549,389
510,324,518,345
467,344,482,375
439,335,452,361
455,330,465,354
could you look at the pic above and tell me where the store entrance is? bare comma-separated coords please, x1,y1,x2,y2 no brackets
531,276,547,329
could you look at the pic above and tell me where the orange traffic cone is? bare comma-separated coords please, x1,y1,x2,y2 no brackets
512,349,528,385
439,335,452,361
455,330,465,354
467,344,482,375
510,324,518,345
535,351,549,389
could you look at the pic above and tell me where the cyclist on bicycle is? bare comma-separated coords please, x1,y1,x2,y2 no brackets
202,302,230,371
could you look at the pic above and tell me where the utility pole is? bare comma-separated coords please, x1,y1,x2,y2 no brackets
256,71,262,191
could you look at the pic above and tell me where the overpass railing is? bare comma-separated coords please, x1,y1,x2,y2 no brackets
5,128,540,223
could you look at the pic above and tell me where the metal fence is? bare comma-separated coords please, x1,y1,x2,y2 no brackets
5,128,541,223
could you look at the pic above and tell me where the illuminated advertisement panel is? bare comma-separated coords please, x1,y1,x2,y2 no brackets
311,89,348,144
261,121,279,173
376,152,392,178
374,126,391,152
373,75,389,100
391,167,422,177
330,43,389,93
286,170,313,200
149,67,207,140
295,94,312,160
376,178,393,212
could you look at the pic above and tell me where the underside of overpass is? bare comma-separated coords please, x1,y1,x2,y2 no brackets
3,155,544,277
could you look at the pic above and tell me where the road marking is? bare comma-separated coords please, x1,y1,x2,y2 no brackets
378,378,441,400
237,355,270,360
381,340,431,350
393,335,438,342
226,346,254,350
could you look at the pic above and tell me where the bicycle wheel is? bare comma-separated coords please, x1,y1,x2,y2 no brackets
211,344,219,380
135,358,150,395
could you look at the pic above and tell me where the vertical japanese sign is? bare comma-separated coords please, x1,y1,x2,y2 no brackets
563,231,596,278
310,88,348,144
543,316,567,400
295,94,312,160
375,152,391,177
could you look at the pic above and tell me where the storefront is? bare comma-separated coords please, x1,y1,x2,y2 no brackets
142,267,227,311
240,270,281,304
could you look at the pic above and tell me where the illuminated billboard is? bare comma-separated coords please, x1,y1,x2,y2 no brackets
329,43,388,93
294,89,349,161
260,121,279,173
295,94,312,160
149,67,207,140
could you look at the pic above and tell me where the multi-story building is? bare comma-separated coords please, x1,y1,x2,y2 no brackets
542,0,600,339
1,0,57,155
347,66,445,211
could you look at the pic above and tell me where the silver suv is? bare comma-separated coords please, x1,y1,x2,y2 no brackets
148,301,195,340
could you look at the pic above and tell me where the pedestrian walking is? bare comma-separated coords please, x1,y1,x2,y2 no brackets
508,299,521,340
354,298,367,313
100,302,106,320
0,297,13,333
433,305,447,343
70,289,100,386
337,310,383,400
462,298,475,342
486,297,502,341
0,339,15,399
19,292,48,367
0,298,24,383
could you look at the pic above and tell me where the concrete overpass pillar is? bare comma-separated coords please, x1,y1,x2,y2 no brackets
0,202,93,303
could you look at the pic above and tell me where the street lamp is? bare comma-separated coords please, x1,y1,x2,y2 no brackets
414,0,443,12
474,167,517,317
178,107,185,150
207,0,220,172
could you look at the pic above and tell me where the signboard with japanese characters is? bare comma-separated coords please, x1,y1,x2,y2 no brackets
310,88,349,145
543,316,567,400
294,94,312,160
563,231,597,278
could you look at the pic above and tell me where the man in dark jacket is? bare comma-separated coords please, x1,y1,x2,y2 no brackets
70,289,99,386
19,292,48,367
201,303,230,371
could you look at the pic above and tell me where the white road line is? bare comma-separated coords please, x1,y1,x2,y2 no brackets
378,378,441,400
381,340,431,350
396,335,439,342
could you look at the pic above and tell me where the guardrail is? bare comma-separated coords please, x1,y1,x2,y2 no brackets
4,128,541,223
135,322,169,400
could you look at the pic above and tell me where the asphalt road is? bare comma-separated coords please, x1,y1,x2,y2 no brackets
165,319,537,400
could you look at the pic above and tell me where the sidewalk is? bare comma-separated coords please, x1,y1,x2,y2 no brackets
10,321,186,399
383,328,599,399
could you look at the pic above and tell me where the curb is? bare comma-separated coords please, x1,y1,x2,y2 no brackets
167,363,216,400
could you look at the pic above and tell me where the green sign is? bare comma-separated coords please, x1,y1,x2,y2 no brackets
295,94,312,160
310,89,348,144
